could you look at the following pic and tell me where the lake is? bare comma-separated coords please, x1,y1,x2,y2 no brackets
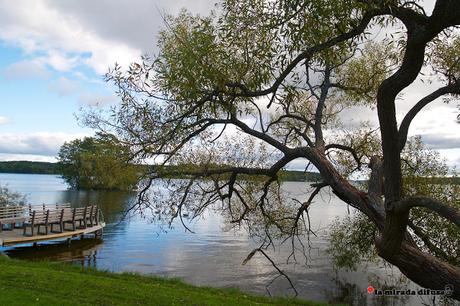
0,173,451,305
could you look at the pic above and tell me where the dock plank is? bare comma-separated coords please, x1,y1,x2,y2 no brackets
0,223,105,246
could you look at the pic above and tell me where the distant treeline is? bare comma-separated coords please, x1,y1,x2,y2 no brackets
2,161,459,184
0,161,322,182
279,170,322,182
0,161,60,174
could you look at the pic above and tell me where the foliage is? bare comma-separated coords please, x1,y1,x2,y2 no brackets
83,0,460,297
279,170,322,182
328,212,378,271
0,185,26,207
57,134,140,191
328,137,460,269
429,35,460,84
0,161,60,175
402,137,460,265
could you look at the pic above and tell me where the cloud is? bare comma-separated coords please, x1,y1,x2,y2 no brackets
2,59,50,80
0,153,57,162
48,76,80,96
73,71,104,85
0,0,216,75
78,92,117,106
0,132,89,156
48,0,217,53
420,133,460,150
43,49,80,72
0,117,9,125
0,0,140,74
406,104,460,147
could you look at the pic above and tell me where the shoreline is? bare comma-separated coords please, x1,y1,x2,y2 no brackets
0,256,334,305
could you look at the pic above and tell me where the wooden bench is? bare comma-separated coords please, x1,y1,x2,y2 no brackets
85,205,100,227
28,203,71,214
23,204,101,236
91,205,100,226
63,206,88,231
43,203,71,211
0,206,27,232
23,210,49,236
48,209,65,233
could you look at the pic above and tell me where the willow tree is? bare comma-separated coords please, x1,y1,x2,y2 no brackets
85,0,460,299
58,134,140,191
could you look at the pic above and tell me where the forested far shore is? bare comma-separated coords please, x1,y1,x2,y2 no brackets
0,161,61,174
0,161,323,182
1,161,458,185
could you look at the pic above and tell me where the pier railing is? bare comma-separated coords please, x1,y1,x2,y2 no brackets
0,203,104,237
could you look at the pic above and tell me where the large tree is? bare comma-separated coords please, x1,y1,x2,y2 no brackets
85,0,460,299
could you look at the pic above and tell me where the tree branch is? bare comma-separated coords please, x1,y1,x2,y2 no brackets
395,196,460,228
325,143,362,170
223,12,376,100
399,82,460,151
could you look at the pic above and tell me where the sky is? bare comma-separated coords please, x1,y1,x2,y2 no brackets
0,0,458,170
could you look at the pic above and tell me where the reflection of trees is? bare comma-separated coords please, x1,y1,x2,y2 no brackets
6,238,103,269
324,273,411,306
324,276,367,306
54,189,135,224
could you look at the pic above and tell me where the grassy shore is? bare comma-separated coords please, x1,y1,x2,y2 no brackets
0,256,335,305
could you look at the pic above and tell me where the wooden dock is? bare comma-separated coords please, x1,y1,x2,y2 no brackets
0,223,105,247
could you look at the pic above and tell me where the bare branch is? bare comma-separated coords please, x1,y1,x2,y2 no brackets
242,247,298,297
399,82,460,151
325,143,362,170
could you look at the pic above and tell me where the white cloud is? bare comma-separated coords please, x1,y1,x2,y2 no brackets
0,0,141,74
2,59,50,80
0,132,89,156
408,104,460,148
44,49,80,72
47,0,217,53
0,153,57,162
73,71,104,85
0,0,216,75
0,116,9,125
48,76,80,96
78,92,117,106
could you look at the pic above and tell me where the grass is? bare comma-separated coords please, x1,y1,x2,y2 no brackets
0,256,336,306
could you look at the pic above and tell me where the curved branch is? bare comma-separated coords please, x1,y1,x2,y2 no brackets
396,196,460,228
229,115,289,152
407,219,453,262
224,12,376,100
399,82,460,151
325,143,361,170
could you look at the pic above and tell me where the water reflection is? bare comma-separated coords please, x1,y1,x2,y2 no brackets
6,238,103,268
324,273,413,306
0,174,458,306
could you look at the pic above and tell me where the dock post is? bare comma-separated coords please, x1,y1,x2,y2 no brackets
95,228,103,238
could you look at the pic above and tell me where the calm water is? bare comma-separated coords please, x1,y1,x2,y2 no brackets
0,173,452,305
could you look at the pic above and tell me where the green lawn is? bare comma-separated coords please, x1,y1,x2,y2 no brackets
0,256,336,305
